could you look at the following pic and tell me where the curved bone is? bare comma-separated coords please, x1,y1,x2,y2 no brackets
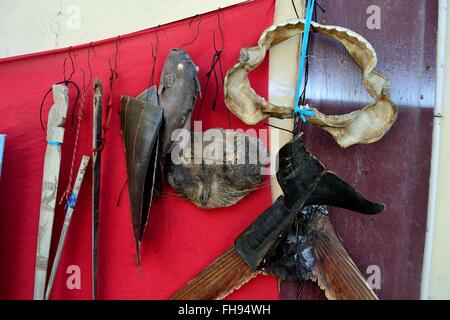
224,19,397,148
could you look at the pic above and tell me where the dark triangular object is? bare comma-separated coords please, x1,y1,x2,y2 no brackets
276,135,384,215
305,172,385,214
236,136,385,272
137,86,159,105
120,95,163,265
137,86,163,197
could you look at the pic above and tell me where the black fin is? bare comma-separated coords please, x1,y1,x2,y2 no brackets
305,172,385,215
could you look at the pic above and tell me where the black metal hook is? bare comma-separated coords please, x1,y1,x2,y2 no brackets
264,123,294,134
40,46,80,130
86,42,94,89
64,46,75,82
39,80,80,131
109,36,120,81
214,8,224,53
291,0,325,19
180,14,201,48
146,27,160,101
195,8,231,128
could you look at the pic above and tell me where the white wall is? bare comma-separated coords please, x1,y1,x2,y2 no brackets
423,0,450,300
0,0,243,58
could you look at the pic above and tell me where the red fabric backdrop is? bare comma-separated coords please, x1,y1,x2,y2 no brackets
0,0,277,299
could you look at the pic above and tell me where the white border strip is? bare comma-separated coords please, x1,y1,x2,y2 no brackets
421,0,448,300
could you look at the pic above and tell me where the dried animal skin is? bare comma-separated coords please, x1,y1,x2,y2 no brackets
158,48,201,156
167,128,266,209
224,19,397,148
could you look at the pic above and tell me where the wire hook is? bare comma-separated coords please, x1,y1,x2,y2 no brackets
180,14,201,48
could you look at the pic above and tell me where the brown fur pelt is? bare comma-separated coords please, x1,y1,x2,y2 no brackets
167,128,267,209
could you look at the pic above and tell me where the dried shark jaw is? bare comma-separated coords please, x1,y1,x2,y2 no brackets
224,19,397,148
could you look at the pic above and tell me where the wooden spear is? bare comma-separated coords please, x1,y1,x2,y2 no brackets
45,155,90,300
34,84,69,300
92,79,102,299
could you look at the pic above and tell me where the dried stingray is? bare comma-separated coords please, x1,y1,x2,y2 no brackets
172,136,384,300
120,92,163,265
167,128,266,209
224,18,397,148
158,48,201,156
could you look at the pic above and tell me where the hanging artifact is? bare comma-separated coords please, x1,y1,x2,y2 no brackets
34,84,69,300
264,205,377,300
120,48,200,264
45,156,90,300
120,93,163,266
224,19,397,148
167,128,267,209
172,135,384,300
92,79,102,299
158,48,201,156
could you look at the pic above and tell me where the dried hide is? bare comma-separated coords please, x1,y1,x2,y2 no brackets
224,19,397,148
158,48,201,156
167,128,267,209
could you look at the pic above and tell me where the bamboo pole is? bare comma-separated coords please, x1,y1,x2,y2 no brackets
269,0,304,200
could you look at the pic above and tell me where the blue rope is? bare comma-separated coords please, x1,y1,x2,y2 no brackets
47,141,61,146
64,192,78,211
293,0,315,122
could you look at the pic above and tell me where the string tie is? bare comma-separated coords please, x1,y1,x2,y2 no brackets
64,192,78,211
294,104,315,123
293,0,316,122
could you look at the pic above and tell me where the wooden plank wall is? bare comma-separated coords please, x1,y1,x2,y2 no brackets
280,0,438,300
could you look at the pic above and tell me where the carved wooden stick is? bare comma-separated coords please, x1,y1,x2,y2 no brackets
45,155,90,300
34,84,69,300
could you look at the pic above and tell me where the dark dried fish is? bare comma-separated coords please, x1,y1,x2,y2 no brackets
158,48,201,156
